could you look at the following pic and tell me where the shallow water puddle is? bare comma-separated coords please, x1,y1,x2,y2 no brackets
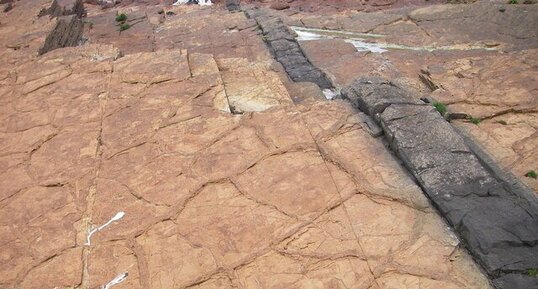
291,26,497,53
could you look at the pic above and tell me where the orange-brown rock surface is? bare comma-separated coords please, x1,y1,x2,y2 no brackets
0,1,510,288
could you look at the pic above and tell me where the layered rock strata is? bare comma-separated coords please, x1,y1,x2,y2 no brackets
38,0,85,55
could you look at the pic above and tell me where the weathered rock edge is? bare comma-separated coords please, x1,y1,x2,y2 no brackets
244,8,334,90
225,0,241,12
341,77,538,289
38,0,85,18
38,0,85,55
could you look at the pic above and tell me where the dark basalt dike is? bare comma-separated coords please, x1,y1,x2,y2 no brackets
342,77,538,289
245,8,334,90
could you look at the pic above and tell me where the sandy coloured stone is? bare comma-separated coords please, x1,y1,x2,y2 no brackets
0,1,506,288
235,150,341,219
88,241,143,289
19,247,83,289
175,182,299,267
190,125,271,180
217,57,292,112
28,123,100,185
113,50,191,85
277,205,365,259
235,251,375,289
136,221,219,288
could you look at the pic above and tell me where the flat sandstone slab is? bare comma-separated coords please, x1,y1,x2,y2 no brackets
0,2,493,289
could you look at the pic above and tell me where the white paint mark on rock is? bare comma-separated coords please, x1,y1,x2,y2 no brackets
86,211,125,246
102,272,128,289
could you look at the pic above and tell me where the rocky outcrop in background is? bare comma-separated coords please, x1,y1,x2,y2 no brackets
38,0,85,55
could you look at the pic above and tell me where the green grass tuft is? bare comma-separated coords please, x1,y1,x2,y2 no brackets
508,0,518,4
433,101,447,115
469,117,481,125
528,268,538,277
525,170,537,179
119,23,131,31
116,13,127,22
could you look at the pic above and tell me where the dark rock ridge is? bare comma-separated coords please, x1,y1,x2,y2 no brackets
245,8,333,90
493,273,538,289
38,0,85,18
39,15,84,55
38,0,85,55
225,0,241,12
342,77,538,289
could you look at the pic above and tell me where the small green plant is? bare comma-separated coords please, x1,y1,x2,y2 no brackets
508,0,518,3
116,13,127,22
83,20,94,29
525,170,537,179
528,268,538,277
469,117,481,125
496,120,508,125
433,101,447,115
119,23,131,31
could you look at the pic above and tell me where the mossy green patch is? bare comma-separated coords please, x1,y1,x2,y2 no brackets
525,170,537,179
116,13,127,22
433,101,447,116
119,23,131,31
